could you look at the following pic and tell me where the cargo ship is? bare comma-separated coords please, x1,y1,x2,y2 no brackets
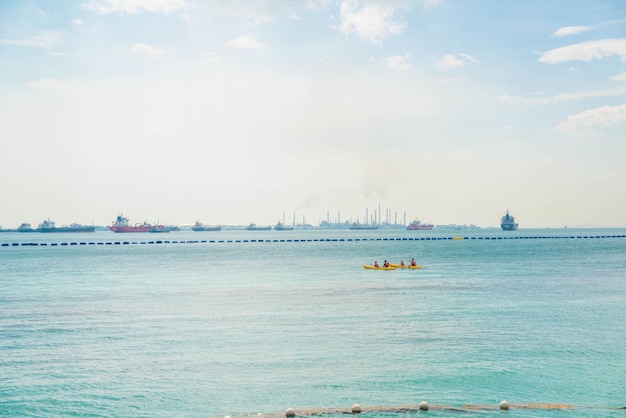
406,220,434,230
149,225,169,233
148,225,179,233
37,219,95,233
191,221,222,231
500,210,518,231
349,222,378,230
246,223,272,231
109,214,152,233
274,221,294,231
17,223,36,232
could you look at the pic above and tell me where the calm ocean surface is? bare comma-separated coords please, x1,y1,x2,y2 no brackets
1,228,625,417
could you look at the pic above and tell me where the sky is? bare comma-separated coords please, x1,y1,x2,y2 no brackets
1,0,625,228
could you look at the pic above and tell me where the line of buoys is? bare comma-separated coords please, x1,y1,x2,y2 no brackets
2,234,625,249
236,401,623,417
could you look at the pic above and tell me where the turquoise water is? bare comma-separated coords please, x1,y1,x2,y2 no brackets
1,228,625,417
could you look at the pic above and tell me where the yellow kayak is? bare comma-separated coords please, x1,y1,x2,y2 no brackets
363,265,396,270
390,263,423,269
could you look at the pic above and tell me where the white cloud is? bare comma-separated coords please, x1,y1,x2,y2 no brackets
436,54,463,70
72,19,84,26
25,78,64,90
611,72,626,81
539,38,626,64
49,52,82,57
131,43,166,59
422,0,442,9
334,0,406,44
552,25,592,37
81,0,186,15
243,14,273,29
383,53,412,71
225,34,268,50
458,53,477,63
536,156,556,164
556,103,626,133
0,31,60,48
29,4,49,18
202,51,221,64
497,85,626,105
436,53,478,70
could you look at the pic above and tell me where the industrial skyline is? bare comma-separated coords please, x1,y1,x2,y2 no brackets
1,1,625,228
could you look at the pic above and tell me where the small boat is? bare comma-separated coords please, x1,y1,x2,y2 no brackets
390,263,422,269
274,221,294,231
407,220,434,230
246,223,272,231
363,265,396,270
191,221,221,231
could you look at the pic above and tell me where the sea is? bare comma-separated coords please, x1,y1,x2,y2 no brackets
1,227,625,417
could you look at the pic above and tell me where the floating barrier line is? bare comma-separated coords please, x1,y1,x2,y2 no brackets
2,234,625,248
229,401,625,417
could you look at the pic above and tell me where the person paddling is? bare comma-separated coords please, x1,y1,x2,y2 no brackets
410,258,417,266
374,261,379,268
383,260,390,267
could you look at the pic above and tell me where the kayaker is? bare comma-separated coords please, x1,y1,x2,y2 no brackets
374,261,379,268
383,260,390,267
400,260,405,266
410,258,417,266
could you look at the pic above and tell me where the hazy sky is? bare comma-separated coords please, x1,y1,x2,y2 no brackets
1,0,625,228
